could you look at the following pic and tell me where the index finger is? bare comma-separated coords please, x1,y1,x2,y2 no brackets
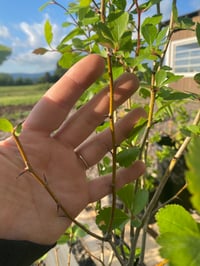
23,54,105,134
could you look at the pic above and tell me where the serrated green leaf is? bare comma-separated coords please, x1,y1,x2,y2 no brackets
196,23,200,46
96,207,129,233
156,205,200,266
0,118,13,133
44,20,53,46
116,147,140,167
185,137,200,212
141,24,158,46
156,205,199,235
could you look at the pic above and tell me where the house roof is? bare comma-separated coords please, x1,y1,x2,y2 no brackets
163,10,200,25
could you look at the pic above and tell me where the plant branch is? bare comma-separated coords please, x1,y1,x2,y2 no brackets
51,0,79,27
134,0,142,57
100,0,106,23
12,130,106,242
106,49,117,236
142,108,200,225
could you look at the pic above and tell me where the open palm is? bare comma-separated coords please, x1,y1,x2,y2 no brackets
0,55,145,245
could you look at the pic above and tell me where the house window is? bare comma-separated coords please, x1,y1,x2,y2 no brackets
171,38,200,76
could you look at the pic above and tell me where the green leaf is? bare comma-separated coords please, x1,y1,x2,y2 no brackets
196,23,200,46
78,6,90,20
44,20,53,46
95,22,114,48
156,26,168,46
14,122,23,136
141,24,157,46
58,52,77,69
194,73,200,85
113,0,126,10
186,125,200,135
57,224,88,244
116,147,140,167
185,137,200,212
119,31,133,52
117,184,135,212
72,38,85,49
79,0,92,7
108,11,129,43
61,28,84,44
82,10,99,25
155,69,167,87
156,205,200,266
132,189,149,215
178,17,195,30
96,207,129,233
137,0,161,12
142,15,162,26
39,1,51,12
157,88,193,101
117,184,149,215
172,0,178,24
0,118,13,133
162,72,183,86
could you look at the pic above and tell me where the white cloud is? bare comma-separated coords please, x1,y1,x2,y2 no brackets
19,21,44,48
0,25,10,39
0,14,65,73
0,50,61,73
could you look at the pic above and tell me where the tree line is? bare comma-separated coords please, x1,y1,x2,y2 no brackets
0,65,67,86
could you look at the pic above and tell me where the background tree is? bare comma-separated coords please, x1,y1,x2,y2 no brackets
0,44,11,65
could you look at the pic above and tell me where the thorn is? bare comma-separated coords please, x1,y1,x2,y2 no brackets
43,174,48,185
56,204,67,218
17,167,29,178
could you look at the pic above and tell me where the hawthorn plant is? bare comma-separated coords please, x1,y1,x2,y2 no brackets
1,0,200,265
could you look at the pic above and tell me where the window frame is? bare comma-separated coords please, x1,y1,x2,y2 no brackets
168,37,200,77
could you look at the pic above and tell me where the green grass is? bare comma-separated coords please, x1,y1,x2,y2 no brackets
0,83,50,106
0,83,51,123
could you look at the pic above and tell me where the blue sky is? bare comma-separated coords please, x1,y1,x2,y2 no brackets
0,0,199,73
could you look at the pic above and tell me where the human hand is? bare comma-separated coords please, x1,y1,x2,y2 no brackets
0,54,146,245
